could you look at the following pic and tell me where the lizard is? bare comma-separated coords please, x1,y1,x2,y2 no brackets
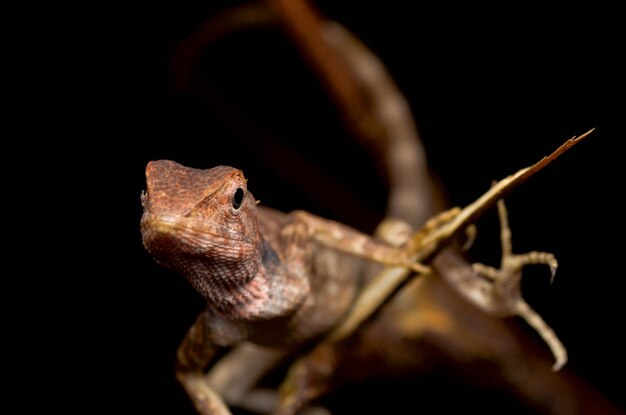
140,132,589,414
140,160,432,414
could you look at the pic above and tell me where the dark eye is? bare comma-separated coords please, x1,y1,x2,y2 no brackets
232,188,244,210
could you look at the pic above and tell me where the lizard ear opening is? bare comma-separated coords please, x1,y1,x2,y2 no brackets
232,188,244,210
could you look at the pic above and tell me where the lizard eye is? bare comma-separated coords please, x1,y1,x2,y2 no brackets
232,188,244,210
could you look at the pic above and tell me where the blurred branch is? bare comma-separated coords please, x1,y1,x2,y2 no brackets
266,0,434,227
166,1,620,414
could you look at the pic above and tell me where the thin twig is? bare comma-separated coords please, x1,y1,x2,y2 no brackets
329,130,594,342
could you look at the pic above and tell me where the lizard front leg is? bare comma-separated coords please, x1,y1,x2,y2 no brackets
175,311,230,415
176,311,288,415
290,210,433,275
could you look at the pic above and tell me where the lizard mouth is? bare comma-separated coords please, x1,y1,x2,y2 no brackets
140,214,254,258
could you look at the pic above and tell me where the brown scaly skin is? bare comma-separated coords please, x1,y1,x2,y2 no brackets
140,130,588,414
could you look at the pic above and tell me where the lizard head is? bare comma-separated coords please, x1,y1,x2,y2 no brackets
140,160,261,297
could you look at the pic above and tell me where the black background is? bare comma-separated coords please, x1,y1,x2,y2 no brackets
39,1,624,414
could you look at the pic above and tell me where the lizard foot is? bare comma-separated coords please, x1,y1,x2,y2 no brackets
470,199,567,371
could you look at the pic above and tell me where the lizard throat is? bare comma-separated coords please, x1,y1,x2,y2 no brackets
143,212,307,320
197,238,307,321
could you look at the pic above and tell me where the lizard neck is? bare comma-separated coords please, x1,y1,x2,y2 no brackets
197,238,308,320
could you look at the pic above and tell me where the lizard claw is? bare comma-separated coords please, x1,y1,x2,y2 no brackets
468,199,567,371
548,258,558,284
462,224,477,251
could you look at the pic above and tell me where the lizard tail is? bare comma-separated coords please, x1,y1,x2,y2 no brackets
319,22,437,229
